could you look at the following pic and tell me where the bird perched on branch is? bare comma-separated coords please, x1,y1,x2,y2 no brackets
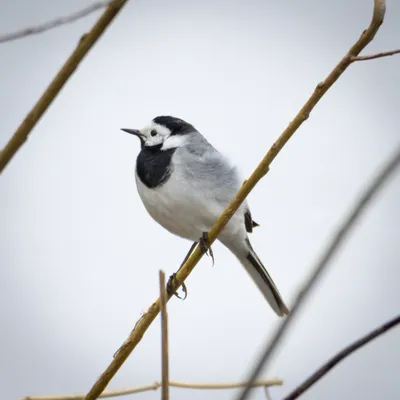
122,116,288,317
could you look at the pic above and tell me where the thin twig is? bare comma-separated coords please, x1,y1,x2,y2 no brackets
264,387,273,400
83,2,388,400
168,380,283,389
22,379,283,400
0,1,111,44
0,0,128,173
159,271,169,400
351,49,400,61
283,315,400,400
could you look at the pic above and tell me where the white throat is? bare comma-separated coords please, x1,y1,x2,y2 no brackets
161,134,188,151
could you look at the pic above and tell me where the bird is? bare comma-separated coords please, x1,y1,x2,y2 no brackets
122,116,289,317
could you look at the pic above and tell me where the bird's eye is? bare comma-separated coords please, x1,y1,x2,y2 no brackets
150,130,157,137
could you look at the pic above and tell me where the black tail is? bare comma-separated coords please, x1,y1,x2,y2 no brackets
242,239,289,316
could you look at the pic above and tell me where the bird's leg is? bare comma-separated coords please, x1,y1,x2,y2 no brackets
166,241,197,300
178,241,198,269
199,232,214,267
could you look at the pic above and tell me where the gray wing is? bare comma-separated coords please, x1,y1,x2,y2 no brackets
175,132,259,231
180,133,242,203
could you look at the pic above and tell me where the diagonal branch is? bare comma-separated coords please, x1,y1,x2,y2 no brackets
0,1,112,44
237,147,400,399
83,2,388,400
22,379,284,400
283,315,400,400
237,146,400,399
0,0,129,173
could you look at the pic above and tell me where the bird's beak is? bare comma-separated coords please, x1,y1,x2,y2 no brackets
121,128,143,138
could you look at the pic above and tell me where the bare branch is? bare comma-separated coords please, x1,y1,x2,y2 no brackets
237,154,400,394
0,1,111,44
22,379,283,400
237,144,400,399
238,134,399,399
159,271,169,400
169,380,283,390
283,315,400,400
83,2,388,400
351,49,400,61
264,387,273,400
0,0,129,173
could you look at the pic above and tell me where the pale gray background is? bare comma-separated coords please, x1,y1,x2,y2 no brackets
1,0,399,399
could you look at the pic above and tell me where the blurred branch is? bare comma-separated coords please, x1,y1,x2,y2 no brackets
0,0,128,173
238,147,400,400
264,387,273,400
83,2,390,400
237,152,400,393
351,49,400,61
0,1,111,44
235,3,390,398
169,380,283,390
283,315,400,400
237,145,400,398
159,271,169,400
22,379,283,400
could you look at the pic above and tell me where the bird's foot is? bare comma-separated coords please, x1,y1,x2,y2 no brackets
199,231,214,267
165,241,197,300
166,273,187,300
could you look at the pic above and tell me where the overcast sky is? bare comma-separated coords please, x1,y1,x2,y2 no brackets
1,1,399,399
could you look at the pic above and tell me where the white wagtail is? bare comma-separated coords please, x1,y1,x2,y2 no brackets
122,116,288,316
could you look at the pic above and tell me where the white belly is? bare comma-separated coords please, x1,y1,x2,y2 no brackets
135,170,246,243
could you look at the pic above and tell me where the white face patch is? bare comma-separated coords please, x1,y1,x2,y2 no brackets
140,122,171,147
161,134,188,150
140,122,188,150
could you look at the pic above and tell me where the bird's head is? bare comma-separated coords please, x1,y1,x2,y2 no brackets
122,116,195,150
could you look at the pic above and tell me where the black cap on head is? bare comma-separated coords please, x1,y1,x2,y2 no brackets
153,116,195,136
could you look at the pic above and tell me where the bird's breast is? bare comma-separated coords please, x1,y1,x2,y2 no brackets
136,147,176,189
135,167,206,240
134,147,249,242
